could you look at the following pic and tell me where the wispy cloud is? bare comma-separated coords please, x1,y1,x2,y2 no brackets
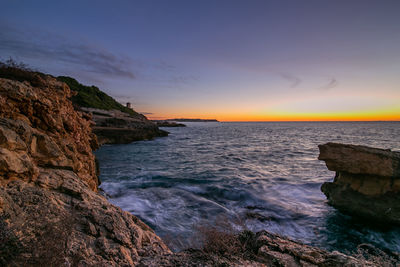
319,77,338,90
279,72,301,88
168,75,199,85
0,22,200,89
0,22,135,79
154,61,176,71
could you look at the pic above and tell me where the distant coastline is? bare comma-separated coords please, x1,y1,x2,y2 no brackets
166,118,219,122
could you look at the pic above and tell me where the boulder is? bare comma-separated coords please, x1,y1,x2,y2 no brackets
319,142,400,224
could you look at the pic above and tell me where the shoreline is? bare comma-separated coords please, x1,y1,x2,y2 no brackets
1,69,399,265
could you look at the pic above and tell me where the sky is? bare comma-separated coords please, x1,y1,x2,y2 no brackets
1,0,399,121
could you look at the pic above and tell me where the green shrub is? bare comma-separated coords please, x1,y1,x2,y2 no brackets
0,58,143,118
57,76,140,117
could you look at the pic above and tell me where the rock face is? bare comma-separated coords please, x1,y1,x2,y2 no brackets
0,75,169,266
319,142,400,224
0,77,98,191
81,108,168,145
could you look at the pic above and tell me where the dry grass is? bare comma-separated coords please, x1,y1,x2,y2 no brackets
186,215,256,259
0,58,46,87
353,243,400,267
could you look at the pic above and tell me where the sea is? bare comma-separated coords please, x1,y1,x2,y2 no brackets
95,121,400,253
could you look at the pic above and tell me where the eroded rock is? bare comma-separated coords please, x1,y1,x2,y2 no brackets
319,142,400,224
0,75,170,266
80,107,169,145
139,230,393,266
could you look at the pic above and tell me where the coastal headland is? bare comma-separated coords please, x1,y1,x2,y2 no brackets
0,65,398,266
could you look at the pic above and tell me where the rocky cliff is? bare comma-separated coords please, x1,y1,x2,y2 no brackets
0,73,169,266
319,142,400,224
0,66,397,266
56,76,168,145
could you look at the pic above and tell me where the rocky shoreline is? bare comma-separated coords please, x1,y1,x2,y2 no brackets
152,120,186,128
80,108,168,145
0,68,399,266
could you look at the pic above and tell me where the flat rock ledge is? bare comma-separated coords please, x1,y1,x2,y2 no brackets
319,142,400,224
81,107,168,145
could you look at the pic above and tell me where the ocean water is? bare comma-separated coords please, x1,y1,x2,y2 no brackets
96,121,400,253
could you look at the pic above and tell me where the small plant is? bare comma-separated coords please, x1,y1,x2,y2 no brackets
189,214,253,258
0,57,30,70
197,224,241,256
353,243,400,267
0,57,45,86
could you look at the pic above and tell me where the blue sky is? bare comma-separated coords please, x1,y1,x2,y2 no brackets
1,0,400,120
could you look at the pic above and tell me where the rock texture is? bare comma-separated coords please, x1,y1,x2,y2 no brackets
0,75,169,266
139,230,398,266
319,142,400,224
81,108,168,145
152,120,186,127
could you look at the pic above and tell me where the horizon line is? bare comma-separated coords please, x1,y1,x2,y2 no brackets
218,120,400,123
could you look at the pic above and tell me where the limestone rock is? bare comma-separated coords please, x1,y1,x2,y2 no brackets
319,142,400,178
93,127,168,145
319,142,400,224
0,169,169,266
80,107,169,145
0,77,98,190
0,75,170,266
139,231,390,266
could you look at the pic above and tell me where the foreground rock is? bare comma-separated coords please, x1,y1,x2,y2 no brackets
0,75,169,266
319,142,400,224
139,230,398,266
81,108,168,145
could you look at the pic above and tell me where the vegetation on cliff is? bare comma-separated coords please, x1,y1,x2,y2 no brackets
0,59,46,87
0,58,141,118
57,76,141,117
